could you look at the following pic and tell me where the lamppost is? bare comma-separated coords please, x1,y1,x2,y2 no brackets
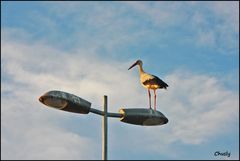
39,90,168,160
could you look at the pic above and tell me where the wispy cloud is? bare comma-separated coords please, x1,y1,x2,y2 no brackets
2,1,238,56
163,71,238,144
2,31,238,159
1,1,238,159
125,1,239,53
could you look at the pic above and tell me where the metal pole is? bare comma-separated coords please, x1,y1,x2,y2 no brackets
102,95,108,160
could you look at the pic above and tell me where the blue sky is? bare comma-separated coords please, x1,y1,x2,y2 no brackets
1,1,239,160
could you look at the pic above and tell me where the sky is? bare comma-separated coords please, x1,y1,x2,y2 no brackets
1,1,239,160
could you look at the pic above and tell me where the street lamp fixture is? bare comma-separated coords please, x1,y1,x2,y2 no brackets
39,90,168,160
39,90,91,114
119,108,168,126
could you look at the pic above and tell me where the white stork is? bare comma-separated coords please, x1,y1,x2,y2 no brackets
128,60,168,111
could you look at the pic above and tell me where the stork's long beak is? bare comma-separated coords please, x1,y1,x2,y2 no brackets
128,61,138,70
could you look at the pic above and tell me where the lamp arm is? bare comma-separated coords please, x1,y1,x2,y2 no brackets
89,108,122,118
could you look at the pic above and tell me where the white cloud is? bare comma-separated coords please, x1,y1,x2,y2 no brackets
3,1,238,57
163,71,238,144
2,31,238,159
2,2,238,159
209,1,239,33
1,82,98,160
1,36,145,159
109,70,238,159
188,1,238,52
125,1,238,53
2,123,96,160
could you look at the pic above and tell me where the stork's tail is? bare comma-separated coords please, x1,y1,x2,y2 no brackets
163,83,168,90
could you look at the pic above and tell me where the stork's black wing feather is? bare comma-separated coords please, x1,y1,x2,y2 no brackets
154,75,168,89
143,75,168,89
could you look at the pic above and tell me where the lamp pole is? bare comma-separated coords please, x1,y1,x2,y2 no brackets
102,95,108,160
39,90,168,160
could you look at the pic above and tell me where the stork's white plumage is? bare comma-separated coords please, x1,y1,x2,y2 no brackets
128,60,168,111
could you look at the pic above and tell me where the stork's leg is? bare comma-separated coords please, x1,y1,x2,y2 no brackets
148,89,151,109
154,89,156,111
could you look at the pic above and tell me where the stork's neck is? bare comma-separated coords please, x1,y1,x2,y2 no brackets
138,64,145,75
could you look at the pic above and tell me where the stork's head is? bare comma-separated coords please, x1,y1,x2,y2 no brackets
128,60,143,70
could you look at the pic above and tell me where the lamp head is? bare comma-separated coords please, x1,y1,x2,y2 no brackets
39,90,91,114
